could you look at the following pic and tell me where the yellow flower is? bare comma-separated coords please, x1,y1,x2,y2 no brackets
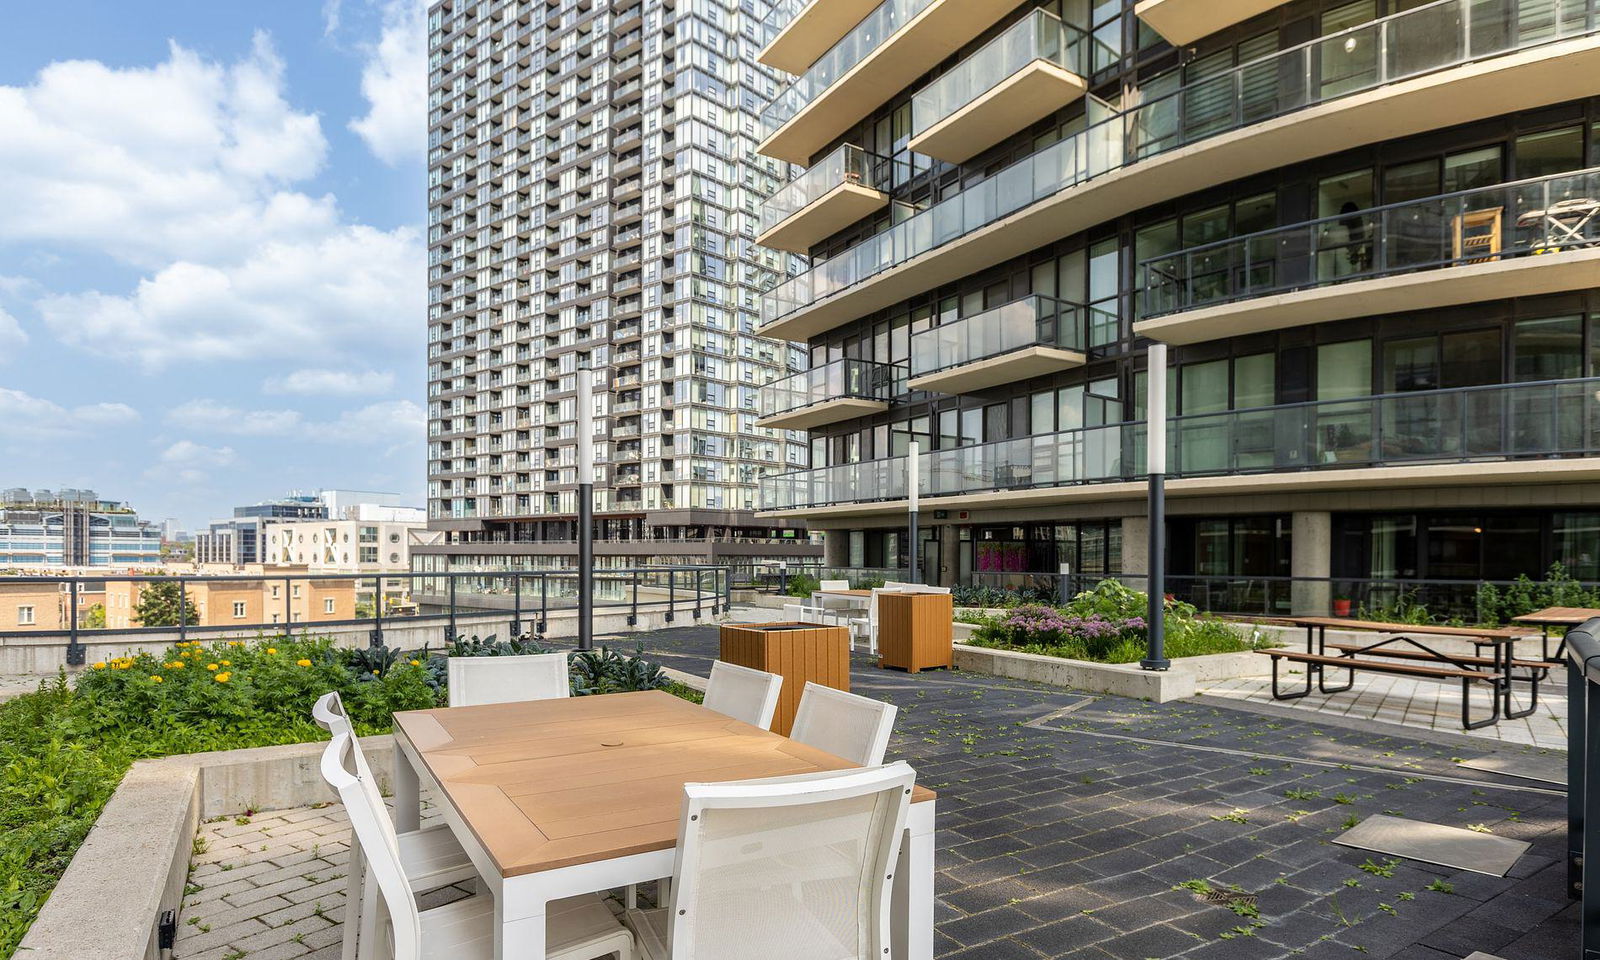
150,675,163,683
296,659,312,667
220,660,231,667
371,669,380,676
266,648,278,655
214,672,231,683
228,641,243,647
206,663,219,671
92,662,106,670
166,661,185,669
409,660,420,666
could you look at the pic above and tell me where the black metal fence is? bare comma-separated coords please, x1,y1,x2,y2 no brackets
0,566,733,666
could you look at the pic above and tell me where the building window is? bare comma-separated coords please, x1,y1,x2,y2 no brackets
232,601,247,619
292,585,301,599
17,606,34,626
324,598,336,614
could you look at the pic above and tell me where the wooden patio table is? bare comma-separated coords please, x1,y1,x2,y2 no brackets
1512,606,1600,661
390,690,936,960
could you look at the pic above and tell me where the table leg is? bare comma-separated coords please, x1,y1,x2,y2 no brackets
496,881,548,960
892,801,936,960
392,742,420,834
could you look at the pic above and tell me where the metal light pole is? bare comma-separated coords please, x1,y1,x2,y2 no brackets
577,366,595,651
906,441,920,584
1142,343,1170,672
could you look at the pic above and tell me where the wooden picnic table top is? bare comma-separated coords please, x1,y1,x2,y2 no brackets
815,588,875,597
1511,606,1600,627
392,690,933,879
1281,616,1536,641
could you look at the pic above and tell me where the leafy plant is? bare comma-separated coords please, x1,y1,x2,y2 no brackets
447,634,552,658
132,581,199,627
784,573,820,598
569,645,670,696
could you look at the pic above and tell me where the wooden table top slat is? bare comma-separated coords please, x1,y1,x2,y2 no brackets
816,589,874,597
1512,606,1600,625
392,690,933,878
1281,616,1535,640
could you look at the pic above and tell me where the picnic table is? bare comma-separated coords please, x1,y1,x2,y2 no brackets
1512,606,1600,661
391,690,938,959
1257,616,1545,729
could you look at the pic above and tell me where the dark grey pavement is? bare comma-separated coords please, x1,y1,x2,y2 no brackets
604,623,1575,960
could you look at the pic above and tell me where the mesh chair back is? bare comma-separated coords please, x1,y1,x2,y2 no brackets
669,763,915,960
818,579,850,591
447,651,570,707
790,683,898,767
320,734,423,960
703,661,783,729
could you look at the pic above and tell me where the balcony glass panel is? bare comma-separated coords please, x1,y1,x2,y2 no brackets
759,377,1600,509
910,10,1094,138
760,0,939,139
1140,166,1600,315
758,145,905,236
762,0,1600,328
909,296,1108,378
757,358,904,419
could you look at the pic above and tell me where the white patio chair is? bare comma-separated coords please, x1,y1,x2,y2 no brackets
847,586,905,655
789,682,899,767
447,651,570,707
702,661,782,729
313,692,477,960
320,733,635,960
818,579,850,591
622,762,916,960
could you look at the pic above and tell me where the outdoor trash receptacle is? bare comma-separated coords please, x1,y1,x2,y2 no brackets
877,591,954,673
718,621,850,736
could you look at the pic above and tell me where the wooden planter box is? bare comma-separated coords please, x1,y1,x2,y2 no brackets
718,622,850,736
878,592,954,673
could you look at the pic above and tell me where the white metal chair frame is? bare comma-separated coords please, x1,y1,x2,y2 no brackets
624,763,916,959
314,693,478,960
847,586,905,655
702,661,783,730
447,651,571,708
790,682,899,767
321,733,634,960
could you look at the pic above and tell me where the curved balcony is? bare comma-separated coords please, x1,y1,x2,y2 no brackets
757,0,1015,165
1137,167,1600,344
759,377,1600,514
1135,0,1293,47
756,145,903,255
755,358,903,431
908,10,1095,164
759,0,882,75
907,296,1099,395
758,0,1600,343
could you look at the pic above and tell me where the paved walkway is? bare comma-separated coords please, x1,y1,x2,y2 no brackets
1200,673,1566,750
173,621,1575,959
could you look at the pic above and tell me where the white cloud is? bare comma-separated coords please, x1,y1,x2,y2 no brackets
0,33,329,266
316,399,425,449
263,367,396,396
153,440,238,484
0,387,138,440
167,399,302,436
36,224,421,370
0,306,25,353
350,0,426,165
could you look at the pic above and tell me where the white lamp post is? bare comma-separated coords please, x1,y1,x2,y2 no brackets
907,441,920,584
577,366,595,650
1142,343,1169,671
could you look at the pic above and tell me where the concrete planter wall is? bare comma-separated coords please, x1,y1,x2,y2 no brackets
952,644,1273,702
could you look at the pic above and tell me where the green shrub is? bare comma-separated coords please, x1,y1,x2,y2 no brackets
785,573,820,598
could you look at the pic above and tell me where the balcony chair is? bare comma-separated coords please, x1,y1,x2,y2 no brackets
447,651,570,707
313,693,476,960
702,660,783,730
621,763,916,960
790,682,899,766
319,733,635,960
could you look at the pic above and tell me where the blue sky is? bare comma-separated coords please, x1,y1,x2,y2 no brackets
0,0,427,530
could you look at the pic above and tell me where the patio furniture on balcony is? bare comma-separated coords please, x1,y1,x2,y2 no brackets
447,651,571,707
702,660,783,730
790,682,899,766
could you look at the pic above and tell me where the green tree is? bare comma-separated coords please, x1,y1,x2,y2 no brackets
81,604,106,629
133,582,199,627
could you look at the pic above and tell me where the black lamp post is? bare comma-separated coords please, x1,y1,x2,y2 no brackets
1141,343,1170,672
577,366,594,651
907,440,920,584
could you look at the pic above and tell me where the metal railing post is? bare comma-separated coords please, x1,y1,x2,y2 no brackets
448,574,457,643
629,570,639,626
722,566,731,615
284,578,292,635
666,571,676,623
66,578,83,666
538,574,548,636
512,573,522,637
694,569,703,620
371,574,384,648
177,576,188,645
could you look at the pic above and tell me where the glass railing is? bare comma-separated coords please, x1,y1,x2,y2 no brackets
909,296,1111,379
758,145,908,237
761,0,1600,328
757,358,904,419
759,377,1600,509
1140,166,1600,316
910,10,1095,138
760,0,939,139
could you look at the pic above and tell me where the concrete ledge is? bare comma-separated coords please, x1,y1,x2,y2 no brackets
954,643,1196,702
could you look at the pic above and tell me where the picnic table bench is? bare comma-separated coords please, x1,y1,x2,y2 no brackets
1256,616,1542,729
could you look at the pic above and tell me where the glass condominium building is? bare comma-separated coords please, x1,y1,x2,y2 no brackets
421,0,823,577
753,0,1600,615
